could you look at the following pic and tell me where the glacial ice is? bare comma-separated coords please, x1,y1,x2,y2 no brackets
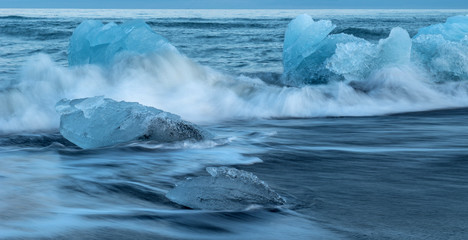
284,33,366,85
281,14,386,85
282,14,335,75
55,96,211,149
412,15,468,81
327,27,412,82
414,15,468,41
68,20,177,66
282,14,338,85
166,167,286,211
282,14,468,85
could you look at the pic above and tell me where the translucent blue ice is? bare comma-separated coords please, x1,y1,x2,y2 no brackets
415,15,468,41
166,167,286,210
413,15,468,81
283,14,335,75
68,20,177,66
327,27,412,81
282,14,468,85
56,96,211,149
285,33,366,85
282,14,338,85
282,16,411,85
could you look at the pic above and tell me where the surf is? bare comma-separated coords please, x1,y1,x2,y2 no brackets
0,15,467,133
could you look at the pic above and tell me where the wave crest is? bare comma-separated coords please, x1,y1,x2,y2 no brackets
1,17,468,133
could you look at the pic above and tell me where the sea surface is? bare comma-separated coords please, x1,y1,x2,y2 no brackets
1,9,468,239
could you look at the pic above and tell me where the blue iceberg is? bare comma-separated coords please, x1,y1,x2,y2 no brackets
166,167,286,211
283,14,468,85
282,14,341,85
327,27,412,82
56,97,211,149
412,15,468,81
414,15,468,41
282,14,374,85
282,14,335,81
68,20,177,66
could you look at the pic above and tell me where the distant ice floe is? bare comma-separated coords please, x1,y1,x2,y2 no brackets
56,96,212,149
166,167,286,211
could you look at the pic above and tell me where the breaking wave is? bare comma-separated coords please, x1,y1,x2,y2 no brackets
1,16,468,133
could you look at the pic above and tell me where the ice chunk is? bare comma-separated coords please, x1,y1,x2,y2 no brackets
166,167,286,211
325,39,375,81
56,96,211,149
281,14,468,85
68,20,177,66
282,14,337,85
412,16,468,81
284,33,366,85
287,26,412,83
379,27,412,65
282,15,411,85
327,27,412,81
283,14,336,72
415,15,468,41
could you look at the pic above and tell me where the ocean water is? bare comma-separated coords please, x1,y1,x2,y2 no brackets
1,9,468,239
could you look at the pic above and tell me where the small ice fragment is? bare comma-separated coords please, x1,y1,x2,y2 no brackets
166,167,286,211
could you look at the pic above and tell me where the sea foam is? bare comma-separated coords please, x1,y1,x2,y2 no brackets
0,17,468,133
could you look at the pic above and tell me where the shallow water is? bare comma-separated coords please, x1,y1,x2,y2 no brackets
1,9,468,239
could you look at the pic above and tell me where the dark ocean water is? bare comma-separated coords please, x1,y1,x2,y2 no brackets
1,9,468,239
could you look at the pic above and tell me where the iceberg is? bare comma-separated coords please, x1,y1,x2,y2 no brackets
414,15,468,41
282,14,336,76
283,14,468,85
166,167,286,211
68,20,177,66
282,14,337,85
55,96,211,149
412,15,468,81
282,14,373,85
327,27,412,82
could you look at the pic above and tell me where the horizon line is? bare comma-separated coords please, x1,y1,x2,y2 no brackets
1,7,468,10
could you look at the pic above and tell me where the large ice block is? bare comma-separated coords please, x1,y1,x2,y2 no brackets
412,15,468,81
68,20,177,66
282,14,337,85
56,96,211,149
414,15,468,41
327,27,412,81
282,14,414,85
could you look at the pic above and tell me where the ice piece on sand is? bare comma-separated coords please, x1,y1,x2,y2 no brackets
68,20,177,66
166,167,286,211
55,96,211,149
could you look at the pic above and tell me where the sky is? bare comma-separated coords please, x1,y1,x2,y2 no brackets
1,0,467,9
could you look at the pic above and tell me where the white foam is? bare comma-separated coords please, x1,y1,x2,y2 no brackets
1,50,468,133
